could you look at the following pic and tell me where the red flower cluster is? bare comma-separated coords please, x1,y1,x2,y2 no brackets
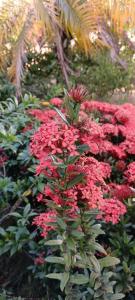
81,101,135,158
30,98,135,237
30,119,79,159
50,97,63,107
34,252,45,265
33,211,57,238
124,162,135,184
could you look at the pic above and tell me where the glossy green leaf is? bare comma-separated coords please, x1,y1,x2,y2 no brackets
45,256,64,264
67,173,84,189
54,107,69,125
99,256,120,268
46,273,63,281
60,272,70,291
45,239,63,246
111,294,125,300
70,274,89,285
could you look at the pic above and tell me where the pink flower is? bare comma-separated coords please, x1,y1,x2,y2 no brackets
98,198,126,224
110,183,134,201
30,120,79,159
124,162,135,184
29,98,135,232
50,98,63,107
33,211,57,237
37,193,44,202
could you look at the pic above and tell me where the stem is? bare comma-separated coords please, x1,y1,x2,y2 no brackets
54,27,70,89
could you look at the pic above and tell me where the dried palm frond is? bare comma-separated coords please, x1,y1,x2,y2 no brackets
7,10,34,96
1,0,135,93
56,0,103,54
105,0,135,34
33,0,57,40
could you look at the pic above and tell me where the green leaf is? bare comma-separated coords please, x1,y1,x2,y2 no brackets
10,245,18,256
70,274,89,285
77,144,90,154
93,242,107,255
54,107,69,125
67,156,79,164
0,227,6,236
60,272,70,292
45,256,64,264
64,253,72,268
67,173,84,189
9,212,22,218
67,237,76,251
99,256,120,268
71,230,84,239
45,239,63,246
89,271,99,287
57,217,67,230
111,294,125,300
89,255,101,273
46,273,63,281
23,204,31,217
37,182,45,192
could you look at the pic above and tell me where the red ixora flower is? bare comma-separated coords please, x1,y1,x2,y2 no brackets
34,253,45,265
97,198,126,224
124,162,135,185
50,98,63,107
30,120,79,159
33,211,57,237
29,98,135,237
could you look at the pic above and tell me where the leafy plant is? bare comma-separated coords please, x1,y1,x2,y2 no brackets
29,88,130,299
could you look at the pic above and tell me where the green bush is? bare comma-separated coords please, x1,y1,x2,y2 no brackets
0,74,15,102
73,51,134,98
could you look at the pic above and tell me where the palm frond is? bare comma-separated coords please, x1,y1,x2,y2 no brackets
0,0,29,72
33,0,56,40
56,0,103,54
105,0,135,34
7,10,33,96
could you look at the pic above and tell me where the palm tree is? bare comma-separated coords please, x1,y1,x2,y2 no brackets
0,0,135,95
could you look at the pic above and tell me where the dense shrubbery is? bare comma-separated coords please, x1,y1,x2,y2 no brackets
0,90,135,299
22,50,135,100
0,74,15,102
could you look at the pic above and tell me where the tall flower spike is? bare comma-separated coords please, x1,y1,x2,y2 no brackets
68,85,88,103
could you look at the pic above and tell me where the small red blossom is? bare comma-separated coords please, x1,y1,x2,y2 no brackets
50,98,63,107
110,183,134,201
30,120,79,159
28,108,57,123
37,193,44,202
33,211,57,237
97,198,126,224
34,253,45,265
124,162,135,185
115,160,126,171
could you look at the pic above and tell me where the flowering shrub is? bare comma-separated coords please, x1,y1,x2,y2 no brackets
29,87,135,298
0,90,135,299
